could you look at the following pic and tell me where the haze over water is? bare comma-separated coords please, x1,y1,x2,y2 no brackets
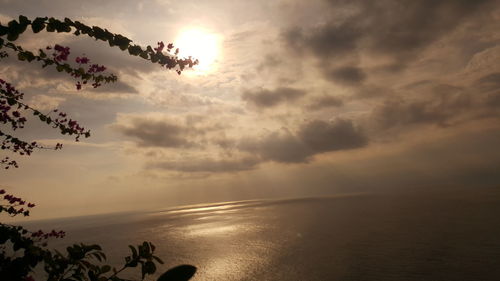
25,186,500,281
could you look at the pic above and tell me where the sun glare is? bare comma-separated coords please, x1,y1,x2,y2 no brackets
175,28,220,74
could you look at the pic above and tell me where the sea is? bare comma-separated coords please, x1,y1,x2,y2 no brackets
22,186,500,281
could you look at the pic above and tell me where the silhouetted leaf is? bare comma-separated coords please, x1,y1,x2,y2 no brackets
144,261,156,274
128,245,138,258
0,25,8,36
31,17,47,33
101,265,111,273
157,265,197,281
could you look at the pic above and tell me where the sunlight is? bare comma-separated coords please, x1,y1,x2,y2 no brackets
174,28,220,74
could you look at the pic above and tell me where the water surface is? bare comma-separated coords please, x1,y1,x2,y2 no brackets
25,187,500,280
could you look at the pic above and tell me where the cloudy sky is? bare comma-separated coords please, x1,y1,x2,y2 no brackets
2,0,500,219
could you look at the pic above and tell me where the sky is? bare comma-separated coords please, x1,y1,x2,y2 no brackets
1,0,500,220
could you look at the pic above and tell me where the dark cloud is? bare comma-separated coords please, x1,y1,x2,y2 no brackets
282,0,493,75
256,54,283,71
326,66,366,85
371,84,473,130
473,73,500,109
113,115,220,148
476,72,500,93
240,131,313,163
307,95,343,110
115,118,192,148
401,80,433,90
113,114,229,150
369,75,500,132
373,99,454,129
283,20,362,59
298,119,368,152
242,87,306,108
240,119,367,163
365,0,490,57
354,85,392,99
146,157,260,173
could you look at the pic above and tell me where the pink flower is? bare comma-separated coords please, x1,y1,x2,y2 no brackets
53,44,70,62
76,56,90,64
154,41,165,53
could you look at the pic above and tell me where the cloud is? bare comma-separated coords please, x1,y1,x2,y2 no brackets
283,20,361,59
256,54,283,71
113,113,231,150
115,118,192,148
475,72,500,93
307,95,343,110
92,80,137,94
117,115,368,170
368,79,500,131
28,94,65,111
281,0,494,76
113,114,223,148
242,87,306,108
146,156,260,173
354,85,393,99
298,119,368,152
240,130,312,163
240,119,368,163
325,66,366,85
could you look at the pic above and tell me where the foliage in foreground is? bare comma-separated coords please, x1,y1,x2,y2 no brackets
1,15,198,281
0,190,196,281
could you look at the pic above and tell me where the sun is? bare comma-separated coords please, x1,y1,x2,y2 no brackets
174,28,220,74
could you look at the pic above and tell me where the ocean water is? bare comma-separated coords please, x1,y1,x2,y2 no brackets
24,187,500,280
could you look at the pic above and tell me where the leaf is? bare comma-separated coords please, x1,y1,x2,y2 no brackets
129,245,138,258
7,31,19,41
64,17,74,26
7,98,16,106
114,34,131,51
38,49,47,58
128,45,142,56
101,265,111,273
92,26,107,41
17,52,26,61
18,15,30,26
31,17,47,33
139,51,149,59
157,265,197,281
92,252,103,262
128,259,138,267
8,20,22,33
144,261,156,275
0,25,8,36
